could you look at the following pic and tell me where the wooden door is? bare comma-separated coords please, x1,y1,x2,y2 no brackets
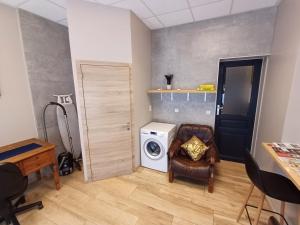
78,62,133,181
215,59,262,162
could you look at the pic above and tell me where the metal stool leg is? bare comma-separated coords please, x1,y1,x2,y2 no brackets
237,183,254,222
280,202,285,225
253,192,265,225
245,204,289,225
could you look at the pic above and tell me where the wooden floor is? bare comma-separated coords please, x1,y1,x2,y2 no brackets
17,161,272,225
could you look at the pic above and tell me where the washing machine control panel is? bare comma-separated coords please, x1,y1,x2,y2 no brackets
142,131,165,137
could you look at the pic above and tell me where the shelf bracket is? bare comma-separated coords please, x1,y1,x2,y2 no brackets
204,92,207,102
171,92,174,101
187,92,190,101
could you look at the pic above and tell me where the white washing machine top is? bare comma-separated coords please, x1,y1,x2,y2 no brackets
140,122,177,172
141,122,176,134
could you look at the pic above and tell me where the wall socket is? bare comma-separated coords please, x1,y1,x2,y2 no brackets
149,105,152,112
174,108,179,113
205,110,211,115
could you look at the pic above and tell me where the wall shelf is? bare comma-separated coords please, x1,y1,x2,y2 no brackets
148,89,216,102
148,89,216,94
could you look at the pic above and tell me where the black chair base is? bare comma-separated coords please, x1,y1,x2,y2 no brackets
245,204,288,225
0,196,43,225
15,200,43,213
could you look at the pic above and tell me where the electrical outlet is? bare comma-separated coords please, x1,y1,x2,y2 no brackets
174,108,179,113
206,110,211,115
149,105,152,112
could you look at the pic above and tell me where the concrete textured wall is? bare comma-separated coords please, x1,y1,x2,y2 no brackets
19,10,77,154
151,7,277,127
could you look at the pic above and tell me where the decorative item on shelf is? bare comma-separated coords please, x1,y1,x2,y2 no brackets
165,74,173,90
197,83,216,92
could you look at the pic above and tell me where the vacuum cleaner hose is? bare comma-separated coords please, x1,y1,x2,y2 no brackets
49,102,67,115
42,101,81,172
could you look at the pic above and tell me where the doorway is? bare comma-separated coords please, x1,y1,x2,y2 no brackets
215,59,263,162
78,62,133,181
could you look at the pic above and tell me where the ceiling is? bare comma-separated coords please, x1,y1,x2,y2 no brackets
0,0,281,29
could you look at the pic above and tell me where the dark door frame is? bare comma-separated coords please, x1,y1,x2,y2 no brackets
215,59,263,162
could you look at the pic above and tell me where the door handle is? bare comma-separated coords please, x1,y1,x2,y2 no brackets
216,105,224,115
124,122,131,131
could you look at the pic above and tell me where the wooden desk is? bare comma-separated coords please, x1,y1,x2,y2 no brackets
262,143,300,225
263,143,300,190
0,138,60,190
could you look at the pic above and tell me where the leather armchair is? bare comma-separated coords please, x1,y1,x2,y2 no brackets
168,124,219,193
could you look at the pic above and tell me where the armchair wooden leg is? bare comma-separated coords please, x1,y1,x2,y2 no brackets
237,183,254,222
253,192,265,225
207,165,214,193
169,170,174,183
208,178,214,193
208,171,214,193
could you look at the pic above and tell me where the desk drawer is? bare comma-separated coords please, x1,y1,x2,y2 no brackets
22,151,53,174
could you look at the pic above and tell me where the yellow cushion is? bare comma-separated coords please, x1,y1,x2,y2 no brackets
181,136,209,161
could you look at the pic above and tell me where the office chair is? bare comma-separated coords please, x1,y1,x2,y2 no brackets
0,163,43,225
237,151,300,225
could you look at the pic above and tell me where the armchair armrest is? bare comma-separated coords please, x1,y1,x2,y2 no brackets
168,139,183,159
205,144,217,165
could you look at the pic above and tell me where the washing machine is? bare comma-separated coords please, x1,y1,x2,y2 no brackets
140,122,177,172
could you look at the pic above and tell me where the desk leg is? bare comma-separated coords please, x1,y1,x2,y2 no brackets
53,161,60,190
36,170,42,180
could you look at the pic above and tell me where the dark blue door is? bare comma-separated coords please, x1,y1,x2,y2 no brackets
215,59,262,162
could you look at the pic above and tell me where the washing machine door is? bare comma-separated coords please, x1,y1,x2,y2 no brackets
144,138,165,160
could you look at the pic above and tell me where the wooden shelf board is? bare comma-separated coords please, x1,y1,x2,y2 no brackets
148,89,216,94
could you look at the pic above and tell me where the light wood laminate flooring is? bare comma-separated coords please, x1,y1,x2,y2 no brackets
17,161,272,225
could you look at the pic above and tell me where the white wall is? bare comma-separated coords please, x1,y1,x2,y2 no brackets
280,38,300,225
254,0,300,223
67,0,152,178
282,45,300,143
0,3,37,146
67,0,132,180
130,13,152,168
67,0,132,64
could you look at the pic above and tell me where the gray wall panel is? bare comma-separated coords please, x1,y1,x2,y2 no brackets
19,10,80,155
151,8,277,127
